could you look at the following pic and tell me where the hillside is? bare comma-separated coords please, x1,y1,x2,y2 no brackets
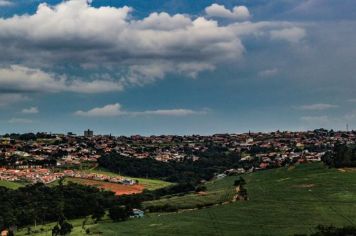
17,163,356,235
0,180,24,189
92,163,356,235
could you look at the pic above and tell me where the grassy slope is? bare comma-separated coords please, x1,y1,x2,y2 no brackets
82,168,173,190
17,163,356,236
143,176,236,210
92,163,356,236
0,180,24,189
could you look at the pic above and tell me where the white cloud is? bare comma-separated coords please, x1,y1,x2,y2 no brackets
8,118,33,124
22,106,39,114
133,109,206,116
0,65,123,93
347,98,356,103
258,68,279,77
75,103,124,117
0,0,12,7
0,0,303,91
205,4,250,20
297,103,338,111
0,1,244,80
75,103,207,117
270,27,306,43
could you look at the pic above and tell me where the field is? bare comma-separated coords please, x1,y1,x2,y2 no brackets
143,177,237,210
0,180,24,189
64,177,145,196
17,163,356,235
81,168,173,190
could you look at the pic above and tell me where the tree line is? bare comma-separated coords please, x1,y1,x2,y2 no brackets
322,144,356,168
98,152,242,184
0,182,120,232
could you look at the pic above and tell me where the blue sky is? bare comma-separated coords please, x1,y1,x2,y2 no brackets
0,0,355,135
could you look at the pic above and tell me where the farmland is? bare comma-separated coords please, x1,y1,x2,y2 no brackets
81,168,173,191
16,163,356,235
63,177,145,196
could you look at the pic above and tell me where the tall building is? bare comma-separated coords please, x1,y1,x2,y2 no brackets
84,129,94,137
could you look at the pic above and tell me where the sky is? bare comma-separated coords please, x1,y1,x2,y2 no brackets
0,0,355,135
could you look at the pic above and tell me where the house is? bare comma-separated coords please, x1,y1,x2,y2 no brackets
216,173,227,179
131,209,144,218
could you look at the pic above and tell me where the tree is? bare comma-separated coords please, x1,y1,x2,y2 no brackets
234,176,246,186
52,225,60,236
92,205,105,222
59,221,73,235
195,185,207,192
109,206,129,222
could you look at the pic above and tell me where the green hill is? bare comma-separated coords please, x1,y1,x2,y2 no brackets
17,163,356,235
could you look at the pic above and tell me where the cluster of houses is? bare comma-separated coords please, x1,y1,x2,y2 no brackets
0,129,355,178
0,167,137,185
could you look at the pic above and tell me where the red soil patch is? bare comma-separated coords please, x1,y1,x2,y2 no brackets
68,178,144,196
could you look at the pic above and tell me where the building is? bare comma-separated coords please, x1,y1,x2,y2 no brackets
131,209,144,218
84,129,94,137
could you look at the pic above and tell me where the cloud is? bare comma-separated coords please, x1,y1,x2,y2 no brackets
0,0,303,90
75,103,124,117
22,106,39,114
300,115,329,124
205,4,250,20
258,68,279,77
75,103,207,117
0,94,28,107
0,0,12,7
0,65,123,93
8,118,33,124
270,27,306,43
347,99,356,103
0,1,244,81
133,109,207,116
297,103,338,111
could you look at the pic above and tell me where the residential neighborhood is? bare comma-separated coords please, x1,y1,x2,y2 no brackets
1,129,355,185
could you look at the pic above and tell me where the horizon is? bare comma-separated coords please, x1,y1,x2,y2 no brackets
0,127,353,137
0,0,356,134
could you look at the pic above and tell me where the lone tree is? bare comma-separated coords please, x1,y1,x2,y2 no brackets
92,205,105,223
234,176,246,187
109,206,130,222
52,216,73,236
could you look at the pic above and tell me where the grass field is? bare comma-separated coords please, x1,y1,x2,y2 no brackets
143,176,237,210
0,180,24,189
81,167,173,190
17,163,356,235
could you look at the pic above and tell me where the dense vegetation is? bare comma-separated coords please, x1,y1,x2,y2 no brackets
322,144,356,167
0,178,198,232
0,182,117,230
98,152,243,183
